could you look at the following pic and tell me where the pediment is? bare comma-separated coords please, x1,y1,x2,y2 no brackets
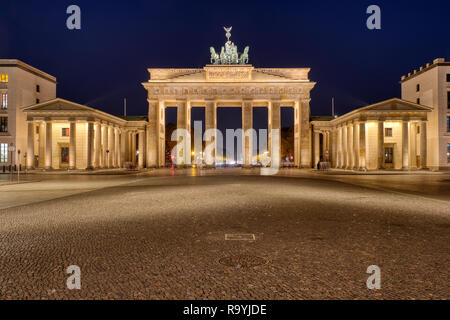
23,99,94,112
362,98,431,112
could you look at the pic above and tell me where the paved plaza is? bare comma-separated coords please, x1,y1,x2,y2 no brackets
0,169,449,299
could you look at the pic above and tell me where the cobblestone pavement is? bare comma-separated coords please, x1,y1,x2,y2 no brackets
0,170,449,299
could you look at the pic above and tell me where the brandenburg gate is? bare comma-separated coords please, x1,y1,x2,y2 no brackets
142,27,316,168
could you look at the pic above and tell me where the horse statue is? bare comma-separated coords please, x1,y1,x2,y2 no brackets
220,47,226,64
231,46,239,64
240,46,249,64
210,47,220,64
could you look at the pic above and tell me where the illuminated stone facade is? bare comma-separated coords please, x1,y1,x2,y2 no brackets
142,65,316,168
23,99,147,170
312,98,430,170
4,57,448,171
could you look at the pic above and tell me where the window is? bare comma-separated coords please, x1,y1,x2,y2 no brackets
36,126,39,134
417,98,421,104
447,116,450,132
448,144,450,163
0,117,7,132
0,143,8,163
416,84,420,92
62,128,69,137
1,93,7,109
36,84,40,93
448,91,450,109
385,128,393,137
0,75,8,83
36,99,40,104
447,74,450,82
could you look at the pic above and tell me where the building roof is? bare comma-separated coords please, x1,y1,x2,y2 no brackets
22,98,127,124
118,116,148,121
0,59,57,83
144,65,313,83
312,98,431,126
400,58,450,83
311,116,335,121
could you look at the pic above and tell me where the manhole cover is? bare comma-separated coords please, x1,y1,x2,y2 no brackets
219,255,267,268
225,233,256,241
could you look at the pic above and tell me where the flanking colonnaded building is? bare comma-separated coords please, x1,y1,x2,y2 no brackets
0,35,449,171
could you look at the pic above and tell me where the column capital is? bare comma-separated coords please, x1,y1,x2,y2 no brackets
300,98,311,104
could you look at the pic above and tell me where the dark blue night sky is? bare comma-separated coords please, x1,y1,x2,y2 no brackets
1,0,449,128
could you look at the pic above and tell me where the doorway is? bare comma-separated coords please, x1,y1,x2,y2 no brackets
60,145,69,168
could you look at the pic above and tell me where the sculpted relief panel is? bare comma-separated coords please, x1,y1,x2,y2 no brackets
147,84,312,101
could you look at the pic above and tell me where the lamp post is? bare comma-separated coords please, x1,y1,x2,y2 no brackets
8,144,15,182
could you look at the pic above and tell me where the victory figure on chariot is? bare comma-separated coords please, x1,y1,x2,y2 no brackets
210,27,249,65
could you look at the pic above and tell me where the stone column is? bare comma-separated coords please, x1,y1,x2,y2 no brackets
242,101,253,167
420,121,427,169
27,121,35,169
138,130,145,169
342,125,347,169
176,100,190,166
87,121,94,170
313,130,320,166
336,126,342,168
347,123,353,169
120,130,126,167
45,121,52,170
359,122,366,170
268,101,281,168
323,132,329,162
102,125,109,168
147,100,159,168
353,122,359,169
108,126,114,168
378,120,384,169
69,121,76,169
402,120,409,169
299,99,312,168
102,124,108,168
111,127,116,168
294,101,301,167
95,122,101,168
115,128,119,167
131,131,136,166
410,122,417,168
205,100,217,167
331,128,337,168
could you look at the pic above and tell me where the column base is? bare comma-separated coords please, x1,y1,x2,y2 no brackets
69,166,76,170
26,166,34,170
